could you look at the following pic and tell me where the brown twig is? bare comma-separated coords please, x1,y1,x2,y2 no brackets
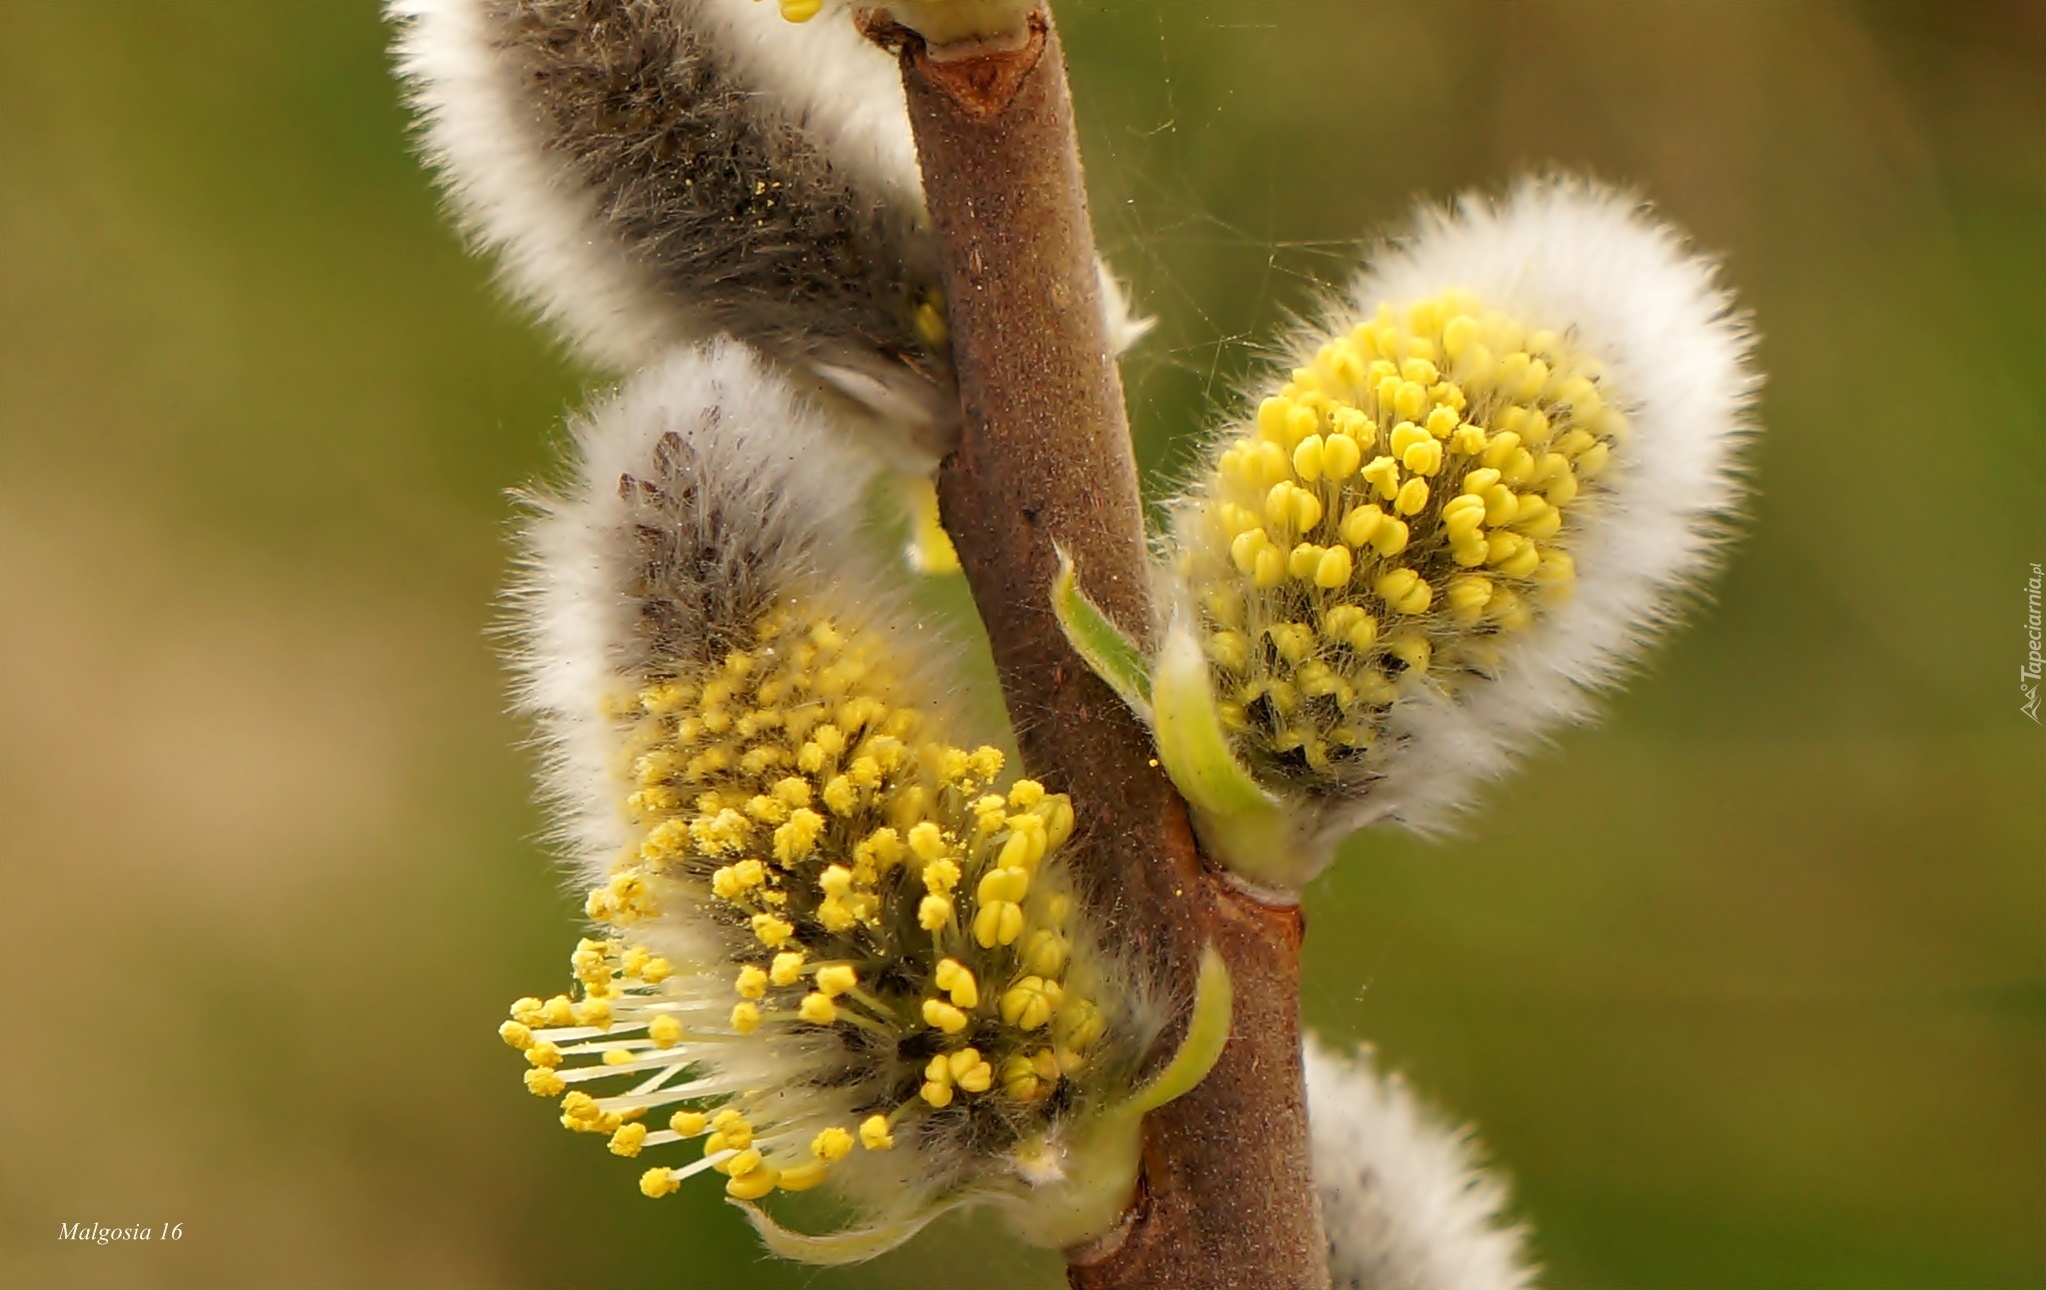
871,10,1328,1287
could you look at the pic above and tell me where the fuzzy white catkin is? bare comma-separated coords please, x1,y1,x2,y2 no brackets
390,0,1151,471
1155,177,1758,874
511,336,915,878
1306,1038,1537,1290
1340,177,1757,836
390,0,957,459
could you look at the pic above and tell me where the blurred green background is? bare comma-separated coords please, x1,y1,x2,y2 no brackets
2,2,2040,1287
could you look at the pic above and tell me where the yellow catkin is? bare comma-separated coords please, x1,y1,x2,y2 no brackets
502,607,1103,1203
1176,289,1620,786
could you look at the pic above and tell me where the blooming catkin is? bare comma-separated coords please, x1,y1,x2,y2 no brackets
1152,178,1756,886
505,341,1168,1253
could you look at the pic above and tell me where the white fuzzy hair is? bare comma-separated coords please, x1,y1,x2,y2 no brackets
389,0,1151,471
508,338,951,885
1330,176,1757,836
1306,1037,1537,1290
389,0,954,445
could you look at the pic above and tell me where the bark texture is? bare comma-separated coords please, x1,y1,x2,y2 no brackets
878,12,1329,1287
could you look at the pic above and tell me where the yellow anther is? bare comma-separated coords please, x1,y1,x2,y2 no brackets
1389,420,1429,459
908,821,949,864
1576,440,1611,478
524,1067,566,1097
510,996,544,1027
711,859,765,900
735,965,768,999
968,746,1005,780
776,0,823,21
1482,430,1523,470
1513,495,1561,539
1482,484,1518,527
934,958,980,1008
1314,545,1354,589
540,995,575,1027
923,998,969,1033
920,1079,955,1109
1287,542,1325,581
1372,517,1410,556
639,957,672,984
818,865,855,898
1425,405,1461,438
1321,604,1379,652
1393,380,1428,419
1394,478,1430,517
816,894,858,933
773,809,825,864
1266,622,1315,665
998,817,1047,871
859,1115,895,1150
572,997,612,1028
821,775,858,814
951,1050,994,1094
640,1167,681,1199
1000,976,1063,1031
1230,527,1272,576
498,1020,533,1051
798,992,837,1025
1339,504,1384,549
1292,434,1326,482
919,894,954,930
771,777,812,808
1022,927,1070,977
921,858,961,894
1207,630,1250,672
1256,396,1293,440
1375,568,1433,616
1442,493,1487,535
1462,467,1502,495
1387,632,1432,674
766,951,806,987
1041,797,1075,852
1447,575,1495,624
1265,482,1323,533
1322,430,1364,479
973,900,1025,948
1443,313,1477,358
1008,779,1046,809
815,964,857,998
609,1122,648,1157
1401,437,1443,476
751,913,795,948
1535,549,1577,591
1252,544,1286,589
730,1002,761,1034
1400,357,1439,385
775,1161,830,1192
647,1015,684,1048
1361,456,1401,500
726,1165,780,1202
670,1110,708,1137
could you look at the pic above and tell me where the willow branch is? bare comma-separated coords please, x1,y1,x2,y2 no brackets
874,11,1328,1287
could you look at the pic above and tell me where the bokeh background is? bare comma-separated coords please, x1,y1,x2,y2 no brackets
2,2,2040,1287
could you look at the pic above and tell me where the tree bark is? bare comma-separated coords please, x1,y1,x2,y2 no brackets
874,12,1328,1288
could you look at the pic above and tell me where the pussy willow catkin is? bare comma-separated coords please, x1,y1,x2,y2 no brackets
1148,178,1755,888
503,342,1185,1258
